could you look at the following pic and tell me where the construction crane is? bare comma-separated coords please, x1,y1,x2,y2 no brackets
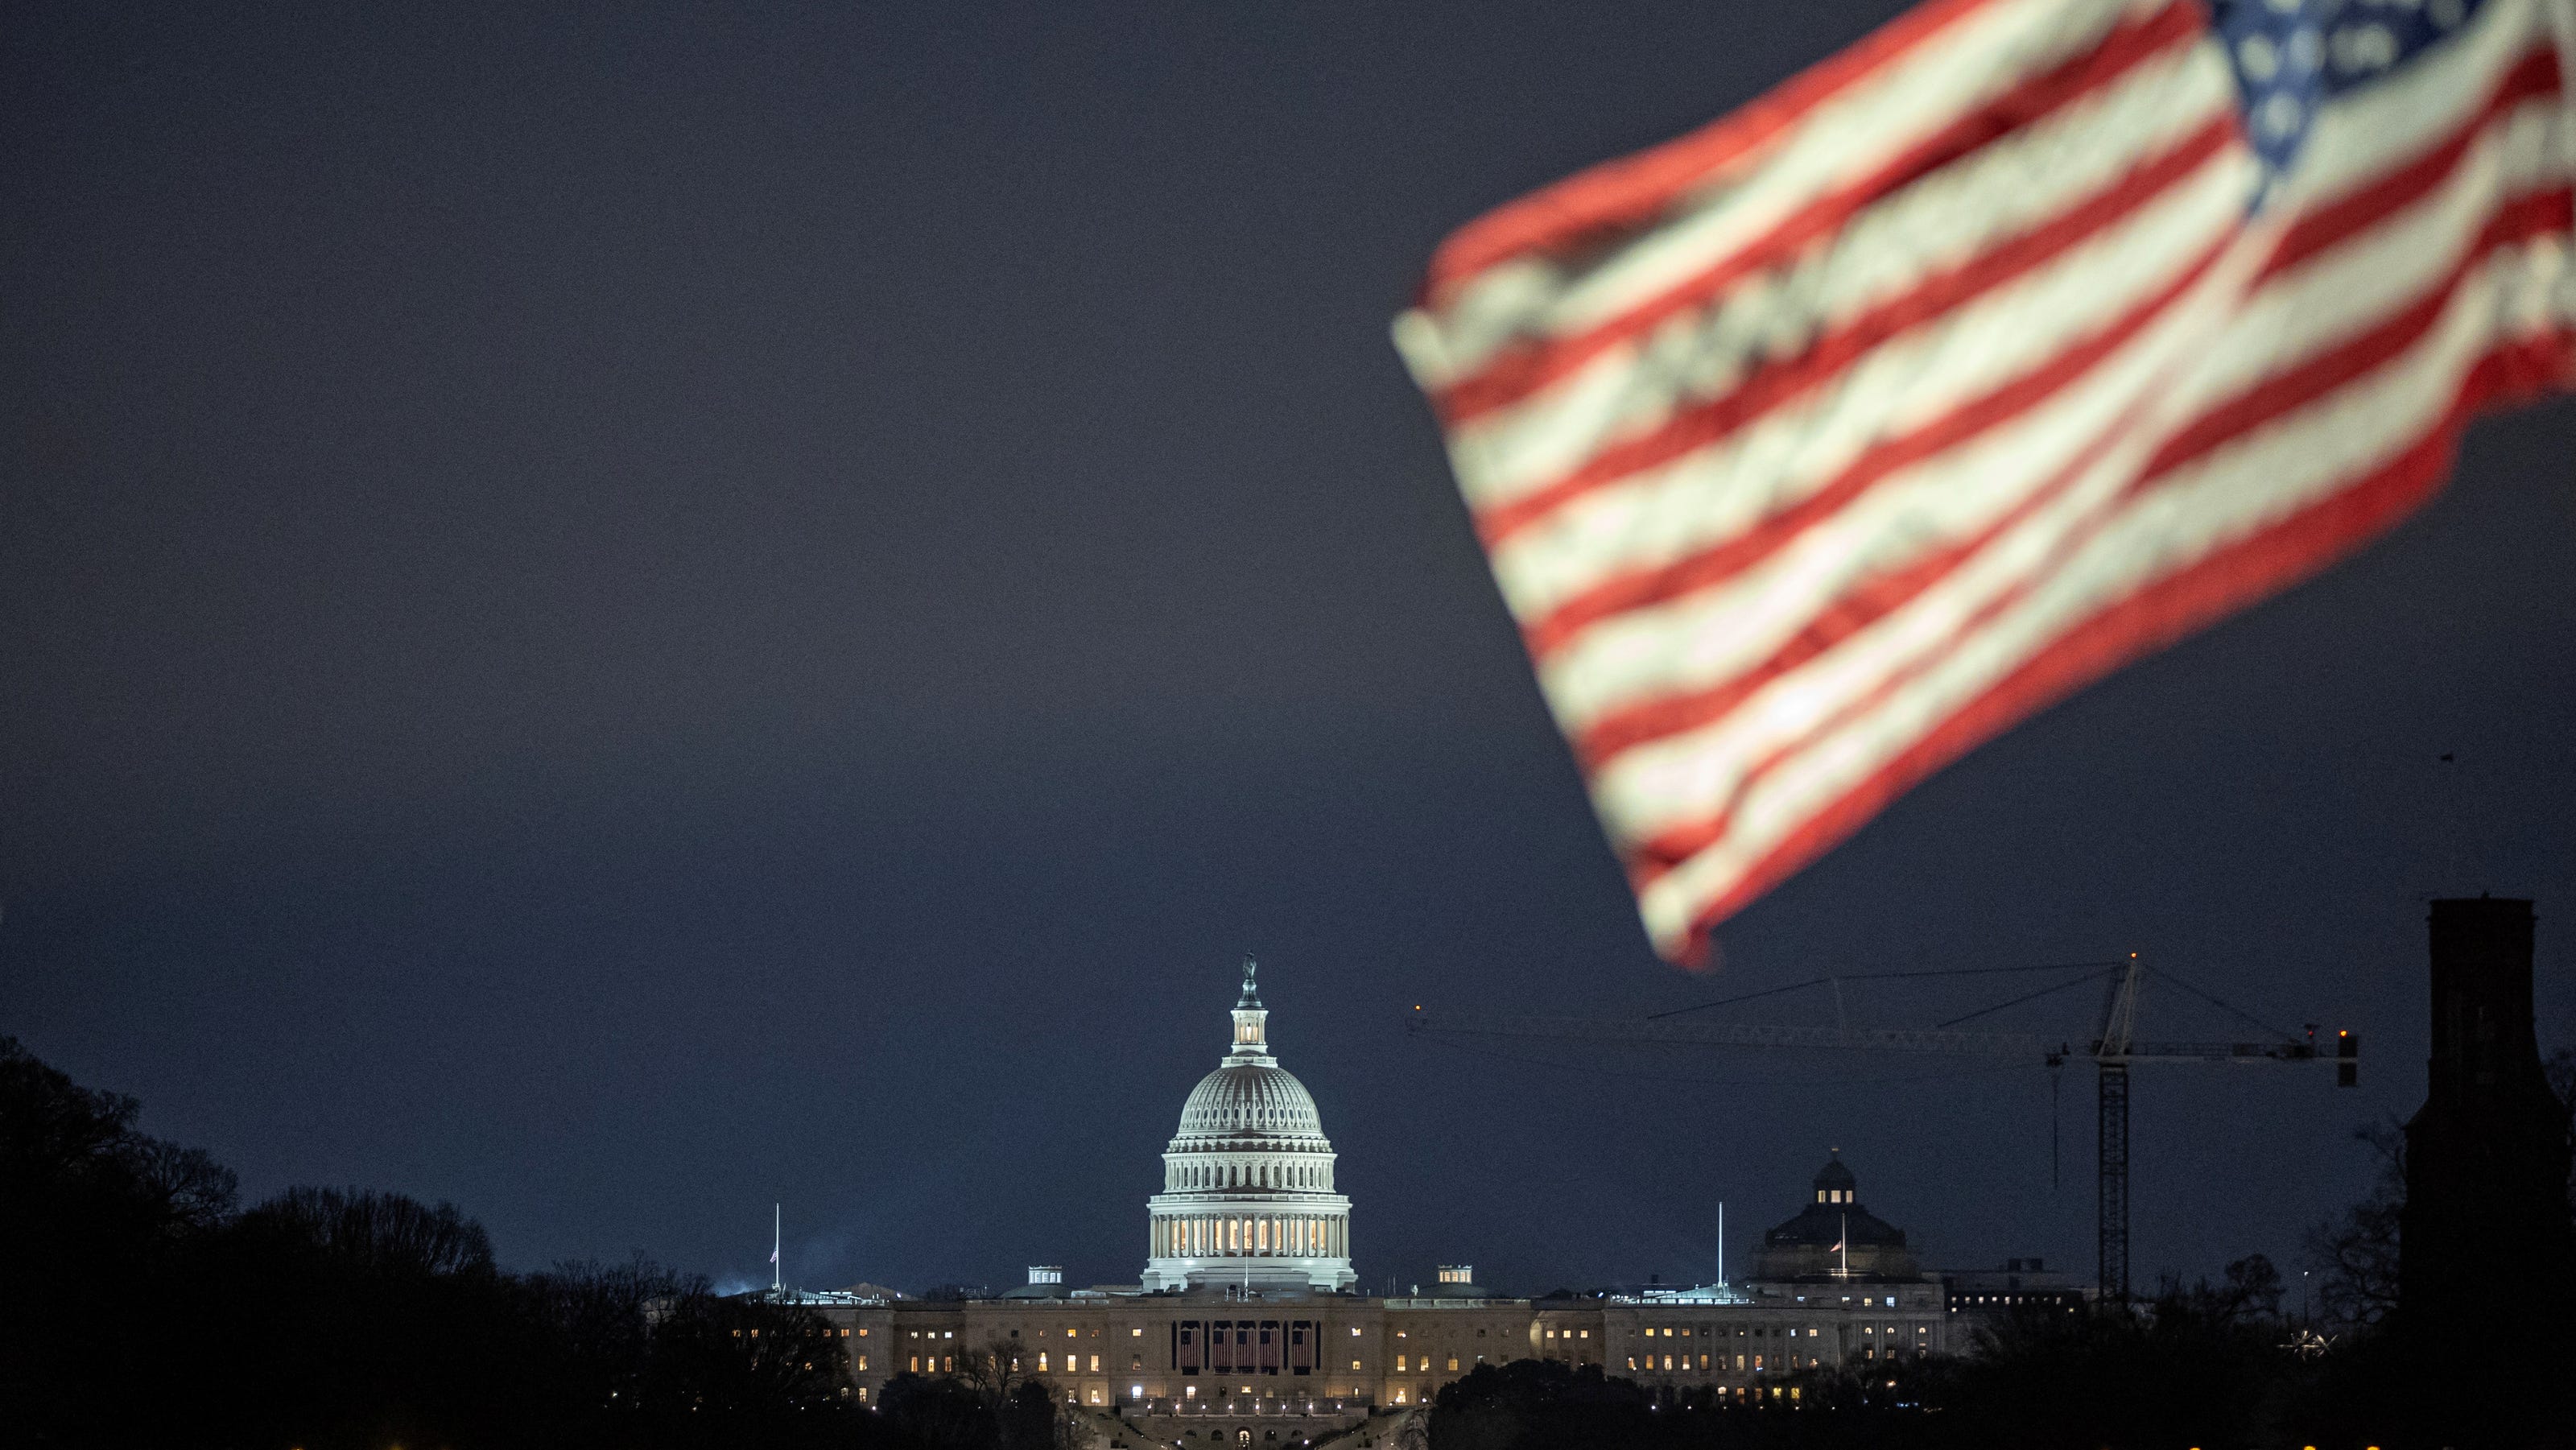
1404,953,2358,1303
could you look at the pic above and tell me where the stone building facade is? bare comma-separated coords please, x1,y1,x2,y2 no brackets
792,963,1951,1425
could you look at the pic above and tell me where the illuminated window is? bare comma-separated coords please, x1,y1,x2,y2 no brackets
1393,1391,1407,1405
910,1357,921,1372
1579,1330,1588,1339
857,1355,869,1371
1396,1355,1408,1372
1131,1385,1143,1399
1038,1354,1051,1372
1133,1328,1143,1336
1090,1355,1100,1372
1351,1359,1361,1370
1446,1357,1458,1372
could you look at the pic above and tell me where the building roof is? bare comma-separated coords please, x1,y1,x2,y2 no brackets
1764,1201,1908,1250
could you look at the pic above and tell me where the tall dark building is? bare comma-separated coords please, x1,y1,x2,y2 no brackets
2400,898,2575,1331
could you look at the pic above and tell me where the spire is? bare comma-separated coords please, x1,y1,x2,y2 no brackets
1226,955,1274,1064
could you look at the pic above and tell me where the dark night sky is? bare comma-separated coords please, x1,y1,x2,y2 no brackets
6,2,2570,1302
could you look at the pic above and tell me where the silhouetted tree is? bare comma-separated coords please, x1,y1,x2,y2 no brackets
879,1371,1001,1450
2302,1118,2406,1329
1911,1258,2299,1450
1426,1359,1661,1450
640,1282,850,1417
0,1035,242,1445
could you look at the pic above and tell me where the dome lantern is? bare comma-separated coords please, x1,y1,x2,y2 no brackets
1814,1150,1860,1205
1228,955,1272,1063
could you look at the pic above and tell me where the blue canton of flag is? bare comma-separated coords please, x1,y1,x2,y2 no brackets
2218,0,2494,187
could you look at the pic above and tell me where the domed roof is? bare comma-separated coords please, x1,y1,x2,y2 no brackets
1178,1063,1324,1138
1814,1153,1857,1191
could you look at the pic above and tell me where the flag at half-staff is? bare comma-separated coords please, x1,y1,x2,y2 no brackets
1394,0,2575,964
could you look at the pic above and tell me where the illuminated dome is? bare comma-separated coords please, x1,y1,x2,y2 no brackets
1177,1065,1323,1138
1140,958,1356,1292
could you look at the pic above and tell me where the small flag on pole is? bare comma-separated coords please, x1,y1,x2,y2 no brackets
1395,0,2575,965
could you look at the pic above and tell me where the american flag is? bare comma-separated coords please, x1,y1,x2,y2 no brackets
1394,0,2575,964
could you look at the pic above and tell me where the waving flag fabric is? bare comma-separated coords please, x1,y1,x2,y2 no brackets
1394,0,2576,963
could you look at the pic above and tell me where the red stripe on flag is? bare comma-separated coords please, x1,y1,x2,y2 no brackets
1422,0,2008,300
1659,326,2574,964
1576,184,2573,775
2263,48,2563,282
1507,118,2240,648
1524,225,2234,673
1569,348,2151,771
1435,2,2204,426
1485,114,2236,557
1631,213,2554,883
2145,188,2574,487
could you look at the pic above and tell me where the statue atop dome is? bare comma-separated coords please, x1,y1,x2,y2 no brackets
1227,954,1274,1064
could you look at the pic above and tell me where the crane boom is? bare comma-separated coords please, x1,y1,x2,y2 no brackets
1405,1011,2335,1065
1403,955,2354,1306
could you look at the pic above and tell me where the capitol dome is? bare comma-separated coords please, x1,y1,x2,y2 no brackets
1139,958,1356,1292
1177,1065,1323,1138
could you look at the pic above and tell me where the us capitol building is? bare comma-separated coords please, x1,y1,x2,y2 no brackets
799,961,1957,1432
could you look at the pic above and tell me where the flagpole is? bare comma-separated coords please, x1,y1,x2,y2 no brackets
1718,1202,1725,1287
774,1202,782,1294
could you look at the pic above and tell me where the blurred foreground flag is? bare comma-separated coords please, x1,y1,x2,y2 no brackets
1394,0,2576,963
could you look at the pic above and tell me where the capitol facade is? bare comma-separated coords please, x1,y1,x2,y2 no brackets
795,960,1961,1431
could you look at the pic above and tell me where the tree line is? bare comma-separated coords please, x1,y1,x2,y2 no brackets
0,1036,1059,1450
